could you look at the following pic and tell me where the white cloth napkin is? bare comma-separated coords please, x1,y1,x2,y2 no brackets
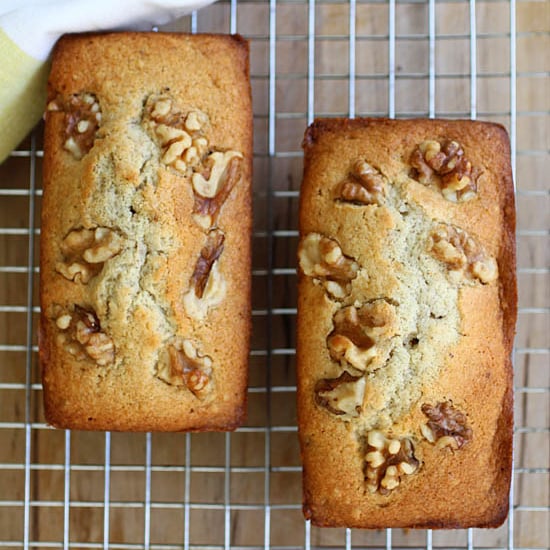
1,0,217,60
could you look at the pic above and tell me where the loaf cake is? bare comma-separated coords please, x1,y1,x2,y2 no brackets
40,32,252,431
297,118,516,528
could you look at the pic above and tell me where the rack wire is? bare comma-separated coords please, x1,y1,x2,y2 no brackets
0,0,548,548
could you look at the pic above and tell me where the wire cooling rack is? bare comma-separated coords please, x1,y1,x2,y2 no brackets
0,0,548,548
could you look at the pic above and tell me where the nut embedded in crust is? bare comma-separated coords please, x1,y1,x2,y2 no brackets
421,401,472,450
143,94,210,174
183,230,227,320
156,339,213,397
192,153,243,230
47,93,102,160
314,371,366,418
429,223,498,284
190,230,225,299
55,227,123,284
336,159,385,206
298,233,359,299
364,430,419,495
327,300,397,373
55,305,115,366
410,139,479,202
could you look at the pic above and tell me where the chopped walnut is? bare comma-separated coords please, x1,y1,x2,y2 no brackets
314,371,366,418
327,300,397,373
364,430,420,495
55,227,122,284
429,223,498,284
192,152,243,230
410,139,478,202
298,233,359,299
337,159,385,205
421,402,472,450
156,339,212,397
183,231,227,320
55,305,115,366
47,93,102,160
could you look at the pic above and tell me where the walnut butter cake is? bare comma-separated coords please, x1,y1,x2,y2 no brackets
297,118,516,528
40,33,252,431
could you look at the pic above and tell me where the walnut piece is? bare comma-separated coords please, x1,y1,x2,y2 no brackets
55,227,122,284
55,305,115,366
421,402,472,450
144,94,210,174
314,371,366,418
192,152,243,230
47,93,102,160
156,339,212,397
364,430,420,495
337,159,385,205
327,300,397,373
298,233,359,299
183,230,226,320
410,139,478,202
429,223,498,284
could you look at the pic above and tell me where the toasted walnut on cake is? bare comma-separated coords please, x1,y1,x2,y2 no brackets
298,233,359,299
429,223,498,284
364,430,420,495
46,92,102,159
156,338,213,398
192,151,243,230
314,372,366,419
143,94,210,173
336,159,385,206
54,305,115,366
410,139,479,202
327,300,398,374
55,227,123,284
183,230,227,320
421,401,472,450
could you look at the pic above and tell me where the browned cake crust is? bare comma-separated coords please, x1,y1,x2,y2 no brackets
297,118,516,528
40,32,252,431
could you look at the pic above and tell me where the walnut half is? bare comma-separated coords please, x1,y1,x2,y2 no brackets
410,139,478,202
327,300,397,374
183,230,226,320
314,371,366,419
156,339,212,397
192,152,243,230
364,430,420,495
55,305,115,366
421,401,472,450
429,223,498,284
336,159,385,206
298,233,359,299
143,94,209,174
55,227,123,284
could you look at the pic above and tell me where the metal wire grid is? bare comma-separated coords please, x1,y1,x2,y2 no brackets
0,0,548,548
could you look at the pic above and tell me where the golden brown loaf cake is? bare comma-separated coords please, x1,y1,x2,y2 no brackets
40,32,252,431
297,118,516,528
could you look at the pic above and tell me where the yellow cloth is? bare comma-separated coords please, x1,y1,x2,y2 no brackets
0,29,49,164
